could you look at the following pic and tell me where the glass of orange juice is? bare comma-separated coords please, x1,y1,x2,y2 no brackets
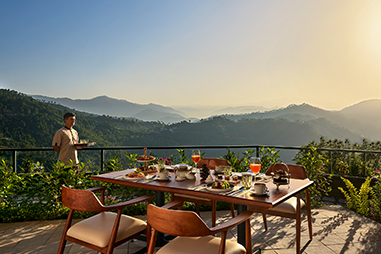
250,157,261,182
191,150,201,168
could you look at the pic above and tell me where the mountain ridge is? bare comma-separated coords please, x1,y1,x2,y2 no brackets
32,95,194,123
30,93,381,141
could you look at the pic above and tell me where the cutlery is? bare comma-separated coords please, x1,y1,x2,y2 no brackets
194,184,207,191
138,175,157,183
222,188,235,195
223,186,240,195
189,183,206,190
112,174,125,180
228,186,245,196
196,186,207,191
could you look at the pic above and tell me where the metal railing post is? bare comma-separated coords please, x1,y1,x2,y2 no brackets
101,149,104,171
329,150,333,174
364,152,367,176
12,150,17,173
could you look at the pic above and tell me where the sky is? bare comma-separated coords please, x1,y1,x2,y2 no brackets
1,0,381,112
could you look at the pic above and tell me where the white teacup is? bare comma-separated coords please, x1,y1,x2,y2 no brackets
186,172,195,180
158,171,169,180
253,182,268,194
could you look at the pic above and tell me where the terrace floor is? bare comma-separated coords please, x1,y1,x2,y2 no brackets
1,205,381,254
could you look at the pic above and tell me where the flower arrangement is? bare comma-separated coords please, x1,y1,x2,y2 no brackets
164,157,173,165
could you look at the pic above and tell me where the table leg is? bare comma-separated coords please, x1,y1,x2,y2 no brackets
156,190,165,206
237,204,247,246
296,193,301,254
155,191,166,247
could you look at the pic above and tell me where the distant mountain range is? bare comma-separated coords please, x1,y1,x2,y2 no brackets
30,94,381,142
31,95,276,123
31,95,197,123
221,101,381,141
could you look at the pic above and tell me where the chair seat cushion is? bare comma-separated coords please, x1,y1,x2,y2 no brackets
269,197,305,214
157,236,246,254
173,193,212,202
67,212,146,248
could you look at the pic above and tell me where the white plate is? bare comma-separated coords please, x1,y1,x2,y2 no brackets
217,178,240,184
206,186,234,193
250,190,269,196
123,175,146,181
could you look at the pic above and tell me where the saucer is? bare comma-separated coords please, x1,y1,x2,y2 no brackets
155,176,171,181
176,176,185,181
250,190,269,196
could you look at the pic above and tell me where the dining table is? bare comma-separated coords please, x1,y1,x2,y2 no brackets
91,167,314,252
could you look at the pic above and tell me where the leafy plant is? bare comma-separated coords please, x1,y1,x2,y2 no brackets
294,148,332,207
258,147,281,171
124,153,138,169
339,177,374,217
371,175,381,222
103,154,124,172
222,148,251,172
0,159,152,223
168,149,191,164
16,154,45,174
222,147,280,173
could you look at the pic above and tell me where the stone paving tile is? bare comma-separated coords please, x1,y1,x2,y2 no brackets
260,249,277,254
304,244,337,254
1,205,381,254
324,243,361,254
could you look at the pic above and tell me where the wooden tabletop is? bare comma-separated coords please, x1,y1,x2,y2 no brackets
91,169,314,209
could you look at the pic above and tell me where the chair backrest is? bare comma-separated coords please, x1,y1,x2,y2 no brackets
197,158,229,170
265,163,308,180
61,185,104,212
147,204,212,237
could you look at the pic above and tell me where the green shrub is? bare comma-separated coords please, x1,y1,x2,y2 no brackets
222,147,280,173
371,177,381,222
0,159,153,223
294,148,332,207
339,175,381,221
258,147,281,171
168,149,191,165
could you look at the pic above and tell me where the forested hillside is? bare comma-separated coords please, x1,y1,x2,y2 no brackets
0,89,369,170
1,89,364,150
0,89,163,148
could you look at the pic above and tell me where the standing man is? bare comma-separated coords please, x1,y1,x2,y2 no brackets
52,112,80,166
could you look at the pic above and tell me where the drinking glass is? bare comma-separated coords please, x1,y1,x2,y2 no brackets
158,159,165,172
223,166,232,179
242,173,253,189
250,157,261,183
191,150,201,168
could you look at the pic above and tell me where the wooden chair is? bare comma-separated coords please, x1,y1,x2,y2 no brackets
249,163,313,254
58,185,153,254
147,202,253,254
171,158,235,227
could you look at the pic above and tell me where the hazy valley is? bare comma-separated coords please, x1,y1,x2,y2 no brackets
2,89,381,154
31,94,381,143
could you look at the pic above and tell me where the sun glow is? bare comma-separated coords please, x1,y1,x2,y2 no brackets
353,2,381,64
